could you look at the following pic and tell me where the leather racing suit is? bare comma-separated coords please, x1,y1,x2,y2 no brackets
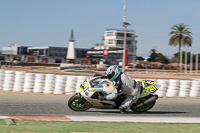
105,72,141,109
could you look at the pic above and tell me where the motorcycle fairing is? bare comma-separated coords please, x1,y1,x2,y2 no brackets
139,80,161,98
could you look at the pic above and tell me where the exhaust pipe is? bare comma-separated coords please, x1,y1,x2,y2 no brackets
136,95,158,108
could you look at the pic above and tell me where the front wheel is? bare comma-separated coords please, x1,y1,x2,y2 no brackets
68,95,92,111
130,98,156,112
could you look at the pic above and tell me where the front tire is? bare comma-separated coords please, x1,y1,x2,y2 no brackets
68,95,92,111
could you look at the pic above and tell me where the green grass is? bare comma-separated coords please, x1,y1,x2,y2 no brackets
0,119,200,133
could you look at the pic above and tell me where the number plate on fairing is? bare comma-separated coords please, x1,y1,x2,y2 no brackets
141,80,161,93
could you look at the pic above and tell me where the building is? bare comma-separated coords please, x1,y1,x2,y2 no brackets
1,44,28,55
0,44,88,64
90,29,137,65
85,48,128,66
104,29,136,49
0,29,137,65
28,46,67,57
0,29,88,64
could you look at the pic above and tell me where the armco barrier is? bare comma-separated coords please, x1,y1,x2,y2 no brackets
0,70,200,97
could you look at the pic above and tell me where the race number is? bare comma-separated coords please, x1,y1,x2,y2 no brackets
141,80,160,93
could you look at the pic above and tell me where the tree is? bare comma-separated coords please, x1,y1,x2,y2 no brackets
148,49,169,64
148,49,157,62
155,53,169,64
169,23,192,71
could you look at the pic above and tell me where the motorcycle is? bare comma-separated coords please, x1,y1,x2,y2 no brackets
68,76,161,112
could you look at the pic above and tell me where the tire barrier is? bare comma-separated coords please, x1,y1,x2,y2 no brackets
33,74,45,93
13,71,25,92
3,70,15,91
0,69,200,97
0,70,5,90
65,76,77,95
166,79,180,97
54,75,66,94
23,73,35,92
189,80,200,97
156,79,168,97
179,80,191,97
43,74,56,94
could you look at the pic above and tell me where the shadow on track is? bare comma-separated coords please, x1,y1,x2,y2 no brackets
86,110,188,115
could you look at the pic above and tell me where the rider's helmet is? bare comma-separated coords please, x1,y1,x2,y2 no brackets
106,65,121,82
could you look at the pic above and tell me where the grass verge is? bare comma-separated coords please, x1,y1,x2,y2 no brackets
0,119,200,133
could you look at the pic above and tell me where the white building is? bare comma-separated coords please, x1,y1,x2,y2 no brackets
1,44,28,55
94,29,137,61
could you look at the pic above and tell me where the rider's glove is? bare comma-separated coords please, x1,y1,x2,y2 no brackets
98,95,106,101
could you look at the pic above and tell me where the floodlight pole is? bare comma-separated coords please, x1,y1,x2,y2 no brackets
196,53,198,74
190,52,193,74
133,40,137,68
122,23,128,72
179,51,182,73
122,0,130,72
184,51,187,73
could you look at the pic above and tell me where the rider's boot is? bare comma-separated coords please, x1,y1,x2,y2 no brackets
119,106,127,114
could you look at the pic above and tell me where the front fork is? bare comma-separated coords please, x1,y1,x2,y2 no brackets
76,93,89,107
76,93,82,98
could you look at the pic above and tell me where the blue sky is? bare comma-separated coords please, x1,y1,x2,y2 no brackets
0,0,199,57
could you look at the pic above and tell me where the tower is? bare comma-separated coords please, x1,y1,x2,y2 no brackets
66,29,76,60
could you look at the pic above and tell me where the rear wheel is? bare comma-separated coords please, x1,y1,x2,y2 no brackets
68,95,92,111
130,98,156,112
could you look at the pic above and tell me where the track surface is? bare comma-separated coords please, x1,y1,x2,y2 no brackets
0,93,200,118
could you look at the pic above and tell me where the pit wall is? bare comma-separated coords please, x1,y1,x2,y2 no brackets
0,70,200,97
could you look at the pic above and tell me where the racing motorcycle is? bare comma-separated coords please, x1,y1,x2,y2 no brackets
68,76,161,112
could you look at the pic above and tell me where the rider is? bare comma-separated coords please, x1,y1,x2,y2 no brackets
98,65,141,114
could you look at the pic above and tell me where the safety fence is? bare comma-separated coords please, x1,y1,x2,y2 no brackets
0,69,200,97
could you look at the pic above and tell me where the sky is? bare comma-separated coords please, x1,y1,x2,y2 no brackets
0,0,200,57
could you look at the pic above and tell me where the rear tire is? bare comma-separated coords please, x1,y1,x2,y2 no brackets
68,95,92,111
130,98,156,112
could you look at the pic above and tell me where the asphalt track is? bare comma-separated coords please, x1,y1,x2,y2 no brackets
0,93,200,123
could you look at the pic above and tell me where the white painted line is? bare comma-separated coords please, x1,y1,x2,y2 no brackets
66,115,200,123
0,116,11,119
